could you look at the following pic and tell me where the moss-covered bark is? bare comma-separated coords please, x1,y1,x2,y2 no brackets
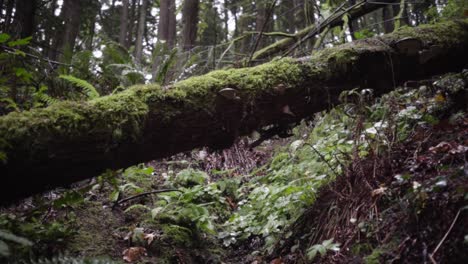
1,19,467,202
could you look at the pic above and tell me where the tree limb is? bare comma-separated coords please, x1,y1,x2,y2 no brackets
0,19,467,203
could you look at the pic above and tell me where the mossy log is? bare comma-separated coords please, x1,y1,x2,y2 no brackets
1,20,468,202
252,0,399,61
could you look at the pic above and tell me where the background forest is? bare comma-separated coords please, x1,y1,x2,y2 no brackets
0,0,467,264
0,0,466,114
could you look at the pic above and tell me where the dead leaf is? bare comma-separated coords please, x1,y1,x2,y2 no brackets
226,196,237,210
144,233,156,246
371,187,387,197
270,258,283,264
281,105,295,116
123,247,147,263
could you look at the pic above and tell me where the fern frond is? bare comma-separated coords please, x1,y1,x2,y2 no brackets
35,93,60,106
59,75,100,100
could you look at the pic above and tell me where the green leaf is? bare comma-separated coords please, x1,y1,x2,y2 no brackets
151,207,164,219
59,74,100,99
14,49,26,57
0,33,10,44
0,230,33,246
7,36,32,47
110,190,120,202
307,248,318,260
317,245,326,256
14,67,32,82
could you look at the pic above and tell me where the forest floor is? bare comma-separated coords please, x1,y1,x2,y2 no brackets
0,70,467,264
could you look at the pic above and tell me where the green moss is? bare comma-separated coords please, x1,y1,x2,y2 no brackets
1,19,466,165
390,19,468,47
160,224,194,247
68,202,124,257
364,248,385,264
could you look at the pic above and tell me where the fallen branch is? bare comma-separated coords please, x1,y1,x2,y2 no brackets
429,209,462,264
0,19,467,203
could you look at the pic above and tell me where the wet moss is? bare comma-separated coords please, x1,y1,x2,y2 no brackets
68,202,124,258
160,224,194,247
390,19,468,47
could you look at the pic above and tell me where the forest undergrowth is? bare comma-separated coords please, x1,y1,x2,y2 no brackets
0,70,467,264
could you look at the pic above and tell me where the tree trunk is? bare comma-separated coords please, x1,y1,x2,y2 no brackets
254,1,270,49
126,0,138,48
152,0,176,81
3,0,14,33
382,5,394,34
134,0,148,64
223,0,229,41
13,0,37,38
348,0,357,40
158,0,176,48
50,0,82,62
0,19,467,203
119,0,129,47
181,0,199,50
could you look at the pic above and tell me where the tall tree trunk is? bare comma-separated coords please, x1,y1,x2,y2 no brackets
181,0,199,50
13,0,37,38
255,1,272,49
3,0,15,33
85,13,96,51
152,0,176,81
158,0,176,48
127,0,138,48
223,0,229,41
392,0,410,29
382,5,394,33
134,0,148,64
1,19,467,203
50,0,83,62
348,0,358,40
119,0,129,47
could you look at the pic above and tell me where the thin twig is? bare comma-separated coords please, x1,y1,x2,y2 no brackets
0,45,72,67
429,209,462,263
115,189,182,206
304,143,339,177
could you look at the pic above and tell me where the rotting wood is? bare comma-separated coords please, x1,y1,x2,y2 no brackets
1,19,467,203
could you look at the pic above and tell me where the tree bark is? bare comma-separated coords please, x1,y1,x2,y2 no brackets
13,0,37,38
158,0,176,48
134,0,148,64
382,5,394,34
3,0,15,33
0,19,467,203
50,0,82,62
126,0,138,48
151,0,176,82
181,0,199,50
119,0,129,47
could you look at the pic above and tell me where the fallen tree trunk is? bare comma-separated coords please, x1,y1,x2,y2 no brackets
252,0,398,61
1,20,467,202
